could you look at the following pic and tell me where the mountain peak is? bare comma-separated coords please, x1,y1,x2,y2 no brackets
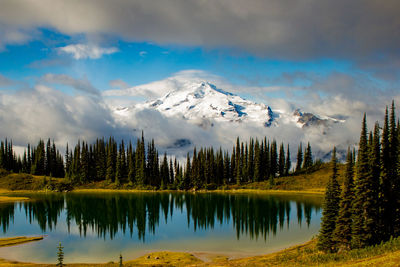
139,79,274,127
111,77,344,132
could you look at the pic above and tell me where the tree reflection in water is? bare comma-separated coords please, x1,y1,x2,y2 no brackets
0,193,321,241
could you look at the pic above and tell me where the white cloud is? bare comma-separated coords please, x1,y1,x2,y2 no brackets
40,73,100,95
0,85,118,149
139,51,147,57
58,44,118,59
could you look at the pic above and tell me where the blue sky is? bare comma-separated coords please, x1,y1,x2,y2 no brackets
0,30,355,95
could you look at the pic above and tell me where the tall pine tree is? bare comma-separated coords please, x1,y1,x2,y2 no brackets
317,147,341,252
332,147,354,251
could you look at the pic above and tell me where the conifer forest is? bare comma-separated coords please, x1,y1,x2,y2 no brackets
0,133,314,190
318,101,400,252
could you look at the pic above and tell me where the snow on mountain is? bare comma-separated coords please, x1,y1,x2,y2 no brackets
111,78,341,131
106,75,349,159
139,81,275,127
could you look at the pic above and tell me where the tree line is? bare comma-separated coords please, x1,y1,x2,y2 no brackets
0,139,64,177
318,101,400,252
0,134,315,189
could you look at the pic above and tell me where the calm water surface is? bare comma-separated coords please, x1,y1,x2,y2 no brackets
0,192,322,263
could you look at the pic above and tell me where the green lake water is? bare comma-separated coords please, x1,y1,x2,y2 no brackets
0,192,322,263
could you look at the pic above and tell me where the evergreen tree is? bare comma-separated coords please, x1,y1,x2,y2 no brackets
351,114,372,248
135,134,146,186
285,144,291,176
278,143,285,176
389,102,400,235
361,122,381,244
169,158,175,184
270,140,278,178
380,107,392,239
296,143,303,172
120,140,127,181
303,142,313,170
32,140,45,175
183,152,191,189
317,147,341,252
160,153,169,189
248,138,254,182
80,142,89,183
333,147,354,251
127,141,135,184
106,138,115,183
115,148,122,186
235,138,241,184
254,139,261,182
56,242,64,267
223,151,230,184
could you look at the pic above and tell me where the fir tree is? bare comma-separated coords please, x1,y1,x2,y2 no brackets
333,147,354,251
127,141,135,184
317,147,341,252
56,242,64,267
389,101,400,235
278,143,285,176
115,148,122,186
351,114,372,248
285,144,291,176
381,106,392,239
303,142,313,170
254,139,261,182
270,140,278,178
106,139,115,183
135,134,146,186
296,143,303,172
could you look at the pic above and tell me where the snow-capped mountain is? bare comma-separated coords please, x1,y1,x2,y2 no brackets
140,81,276,127
106,75,349,159
112,79,339,130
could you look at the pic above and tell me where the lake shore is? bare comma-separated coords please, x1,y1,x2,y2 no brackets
0,195,30,203
71,188,325,195
1,235,400,266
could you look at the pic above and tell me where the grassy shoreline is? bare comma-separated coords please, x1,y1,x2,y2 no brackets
0,195,30,203
0,164,336,195
1,235,400,266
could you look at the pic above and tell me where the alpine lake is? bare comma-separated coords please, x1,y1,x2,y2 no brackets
0,192,323,263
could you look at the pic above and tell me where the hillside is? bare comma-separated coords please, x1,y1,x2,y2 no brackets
0,163,341,193
224,162,344,193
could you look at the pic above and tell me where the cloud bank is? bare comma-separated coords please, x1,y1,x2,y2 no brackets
0,0,398,65
0,85,116,148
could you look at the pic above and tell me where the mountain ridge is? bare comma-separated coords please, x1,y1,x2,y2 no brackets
111,79,341,130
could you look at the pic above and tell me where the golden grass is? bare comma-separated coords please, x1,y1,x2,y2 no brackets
0,196,30,203
1,236,400,266
126,251,203,266
0,236,43,247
